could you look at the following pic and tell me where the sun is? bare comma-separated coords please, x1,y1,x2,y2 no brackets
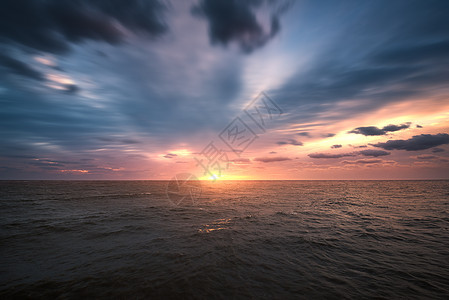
198,173,252,181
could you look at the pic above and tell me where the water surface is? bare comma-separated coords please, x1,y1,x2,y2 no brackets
1,180,448,298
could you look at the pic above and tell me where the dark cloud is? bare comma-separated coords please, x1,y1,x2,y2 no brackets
416,124,423,128
308,152,356,159
349,126,385,136
331,144,342,149
64,84,80,94
349,123,411,136
0,53,43,80
358,149,390,157
350,145,368,148
0,0,167,54
277,139,303,146
192,0,290,53
297,132,310,137
163,153,177,159
269,151,277,154
322,133,335,138
373,134,449,151
254,156,291,163
432,148,445,153
382,123,411,132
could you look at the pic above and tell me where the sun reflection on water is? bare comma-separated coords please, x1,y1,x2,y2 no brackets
198,218,232,234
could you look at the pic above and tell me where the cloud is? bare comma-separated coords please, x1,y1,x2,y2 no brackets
163,153,177,159
277,138,303,146
382,123,411,132
373,40,449,66
350,145,368,148
331,144,342,149
349,126,385,136
121,139,140,145
254,156,291,163
2,1,449,180
64,84,80,94
0,0,168,54
349,123,411,136
309,149,390,159
0,53,43,80
416,124,423,128
412,154,449,163
231,158,251,164
341,159,384,165
372,133,449,151
358,149,390,157
322,133,335,138
308,152,356,159
432,148,445,153
191,0,290,53
271,1,449,131
415,155,437,160
297,132,310,137
97,137,140,145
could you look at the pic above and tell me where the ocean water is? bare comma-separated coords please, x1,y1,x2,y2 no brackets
1,180,449,299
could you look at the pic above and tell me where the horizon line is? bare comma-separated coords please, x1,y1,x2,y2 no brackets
1,179,449,181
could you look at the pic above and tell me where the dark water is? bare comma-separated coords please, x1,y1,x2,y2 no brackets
1,180,449,299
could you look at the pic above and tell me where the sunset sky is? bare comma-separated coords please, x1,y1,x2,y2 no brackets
1,0,449,180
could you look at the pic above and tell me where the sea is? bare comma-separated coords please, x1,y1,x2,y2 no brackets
1,180,448,299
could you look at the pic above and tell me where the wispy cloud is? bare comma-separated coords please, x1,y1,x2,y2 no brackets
1,0,448,179
254,156,291,163
277,139,303,146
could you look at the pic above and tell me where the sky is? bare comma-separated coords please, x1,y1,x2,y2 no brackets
1,0,449,180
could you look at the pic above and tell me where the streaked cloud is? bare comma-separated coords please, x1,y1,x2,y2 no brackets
277,139,303,146
341,159,385,165
308,152,356,159
254,156,291,163
0,0,448,179
0,0,168,54
0,53,43,81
